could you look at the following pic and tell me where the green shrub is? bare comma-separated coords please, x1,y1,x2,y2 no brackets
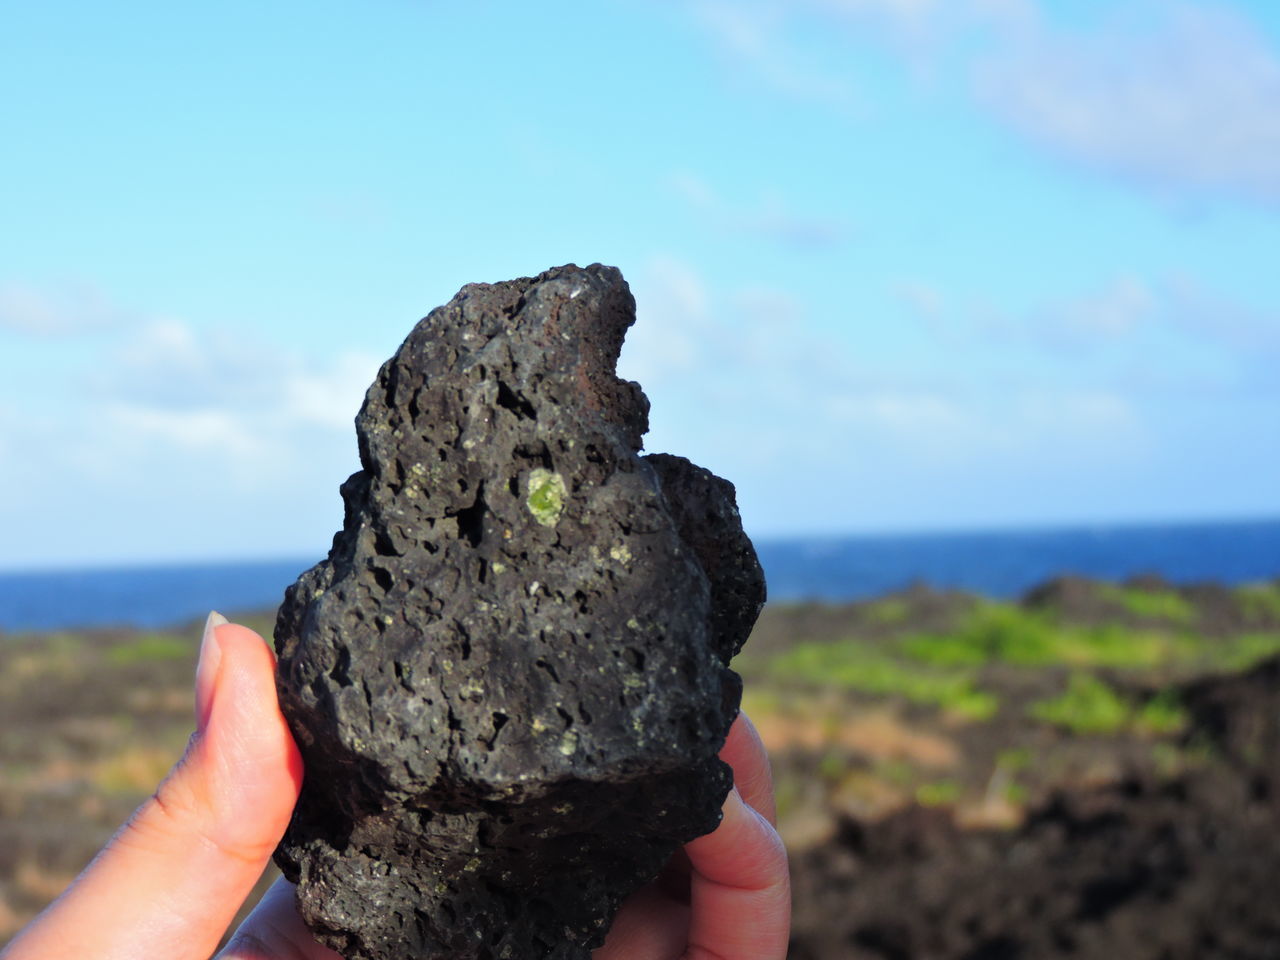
108,633,191,665
766,640,998,720
916,780,961,807
1235,583,1280,625
1216,633,1280,672
864,597,910,625
996,747,1034,772
1133,690,1188,735
1003,780,1030,806
818,750,846,782
903,603,1173,670
1029,672,1130,735
1101,586,1195,624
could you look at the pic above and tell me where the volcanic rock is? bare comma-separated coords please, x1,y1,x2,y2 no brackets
272,264,765,960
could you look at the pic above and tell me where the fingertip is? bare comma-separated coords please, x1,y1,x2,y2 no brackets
194,620,303,852
215,622,278,671
195,611,229,731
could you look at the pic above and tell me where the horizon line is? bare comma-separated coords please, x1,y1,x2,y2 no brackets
2,512,1277,577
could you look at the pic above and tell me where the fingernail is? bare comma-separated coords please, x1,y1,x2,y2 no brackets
196,611,229,731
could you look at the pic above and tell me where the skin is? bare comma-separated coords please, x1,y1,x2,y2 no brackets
0,615,790,960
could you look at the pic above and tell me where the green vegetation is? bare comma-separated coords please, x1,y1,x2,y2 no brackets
818,750,846,782
902,603,1173,669
915,780,961,807
107,632,191,665
899,601,1280,675
1028,676,1189,738
1235,582,1280,624
1101,586,1195,623
1216,633,1280,672
764,593,1280,730
767,640,999,720
877,759,917,788
1134,690,1189,736
995,747,1034,772
1029,673,1130,735
864,597,909,626
1003,780,1030,806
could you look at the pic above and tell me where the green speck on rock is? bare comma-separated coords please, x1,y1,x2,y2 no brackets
527,468,567,527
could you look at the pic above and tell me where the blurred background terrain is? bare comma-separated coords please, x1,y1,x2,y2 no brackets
2,0,1279,956
4,575,1280,955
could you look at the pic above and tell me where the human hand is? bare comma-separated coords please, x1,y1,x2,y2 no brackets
0,613,337,960
1,614,789,959
593,712,791,960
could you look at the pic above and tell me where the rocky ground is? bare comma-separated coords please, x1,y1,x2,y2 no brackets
742,577,1280,959
0,611,279,944
2,577,1279,957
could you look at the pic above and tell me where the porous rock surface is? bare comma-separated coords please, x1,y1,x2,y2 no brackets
272,264,765,960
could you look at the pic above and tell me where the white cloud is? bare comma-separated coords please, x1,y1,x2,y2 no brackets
824,385,1144,466
1029,274,1275,371
619,255,713,386
829,391,963,429
800,0,1016,48
625,255,1154,488
893,281,944,323
1057,276,1155,338
95,317,381,422
890,271,1280,408
669,171,849,248
284,351,383,430
997,275,1158,352
978,4,1280,200
1163,276,1280,354
0,299,387,564
0,282,128,336
32,315,381,496
106,404,268,461
682,0,1280,202
690,0,857,107
683,0,1030,101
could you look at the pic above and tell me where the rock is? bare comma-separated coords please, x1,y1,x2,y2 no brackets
272,264,765,960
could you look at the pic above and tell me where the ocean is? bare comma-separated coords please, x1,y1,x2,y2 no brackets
1,518,1277,632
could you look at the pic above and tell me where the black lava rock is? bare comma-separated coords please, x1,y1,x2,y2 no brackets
272,264,765,960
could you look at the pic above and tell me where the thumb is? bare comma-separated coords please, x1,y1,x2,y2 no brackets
1,614,304,960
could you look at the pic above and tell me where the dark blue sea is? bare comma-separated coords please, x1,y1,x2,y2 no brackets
1,518,1278,632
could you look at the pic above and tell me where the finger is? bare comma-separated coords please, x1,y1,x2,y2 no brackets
218,876,344,959
1,616,304,960
684,785,791,960
592,884,690,960
720,711,777,826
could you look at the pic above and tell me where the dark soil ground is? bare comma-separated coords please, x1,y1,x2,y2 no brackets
789,658,1280,960
746,576,1280,960
0,610,279,945
1,577,1278,957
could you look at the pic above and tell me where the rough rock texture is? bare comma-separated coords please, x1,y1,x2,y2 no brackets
272,264,765,960
788,656,1280,960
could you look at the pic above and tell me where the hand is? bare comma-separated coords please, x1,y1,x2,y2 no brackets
1,615,789,960
0,613,335,960
594,712,792,960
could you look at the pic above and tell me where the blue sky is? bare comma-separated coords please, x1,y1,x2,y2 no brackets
1,0,1278,568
